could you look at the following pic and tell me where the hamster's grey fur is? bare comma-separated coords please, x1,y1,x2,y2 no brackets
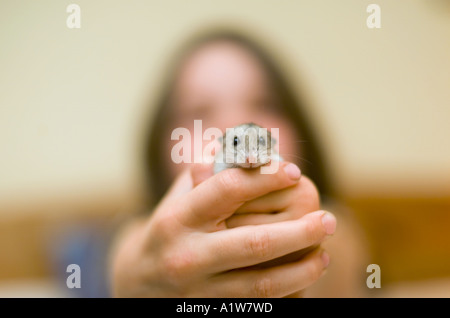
214,123,282,174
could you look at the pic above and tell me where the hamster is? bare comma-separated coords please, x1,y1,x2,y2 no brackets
214,123,283,174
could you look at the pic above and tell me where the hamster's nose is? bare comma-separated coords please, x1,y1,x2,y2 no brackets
246,155,257,163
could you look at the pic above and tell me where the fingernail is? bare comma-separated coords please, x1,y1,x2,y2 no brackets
321,251,330,268
321,212,336,235
283,163,301,180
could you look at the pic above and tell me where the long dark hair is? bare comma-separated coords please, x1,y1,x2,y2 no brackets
144,29,333,207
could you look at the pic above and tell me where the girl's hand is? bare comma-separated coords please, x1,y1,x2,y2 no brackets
111,162,335,297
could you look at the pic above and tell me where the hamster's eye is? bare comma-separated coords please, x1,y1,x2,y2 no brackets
258,136,266,146
233,136,239,147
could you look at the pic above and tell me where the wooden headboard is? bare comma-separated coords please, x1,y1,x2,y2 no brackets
1,194,449,285
345,195,450,283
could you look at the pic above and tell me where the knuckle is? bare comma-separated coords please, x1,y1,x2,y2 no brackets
253,277,275,298
290,183,305,208
300,177,320,211
306,257,324,282
162,247,195,285
152,214,174,239
245,230,273,260
216,169,242,194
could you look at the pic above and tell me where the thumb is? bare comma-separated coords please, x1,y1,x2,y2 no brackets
191,163,215,187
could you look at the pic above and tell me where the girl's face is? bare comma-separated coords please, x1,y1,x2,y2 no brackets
165,41,299,178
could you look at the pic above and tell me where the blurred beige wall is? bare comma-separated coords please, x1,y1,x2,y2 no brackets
1,0,449,217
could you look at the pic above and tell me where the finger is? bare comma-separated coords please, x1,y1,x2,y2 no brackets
235,176,319,215
228,176,320,227
191,163,215,187
199,210,336,273
226,211,325,228
234,187,293,214
208,248,329,298
226,211,291,228
179,161,302,228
